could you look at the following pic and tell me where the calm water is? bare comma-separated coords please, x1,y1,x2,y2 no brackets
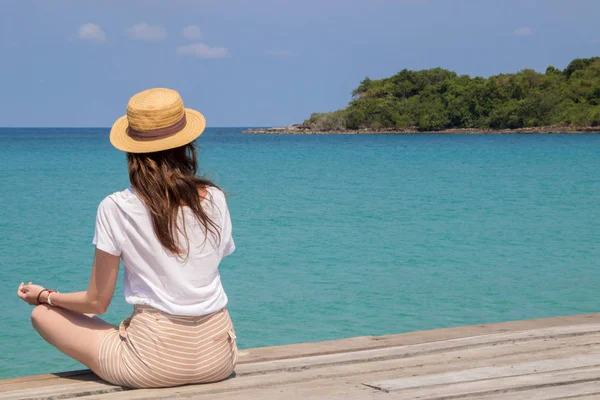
0,128,599,378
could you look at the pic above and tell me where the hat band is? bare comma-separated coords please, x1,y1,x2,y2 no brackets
127,114,187,142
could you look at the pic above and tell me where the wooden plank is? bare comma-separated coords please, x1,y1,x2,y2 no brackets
472,380,600,400
237,313,600,364
239,323,600,376
83,346,600,399
374,366,600,399
0,373,109,395
364,354,600,392
4,322,599,397
186,386,389,400
2,315,598,385
5,311,593,387
171,368,600,400
80,333,600,398
0,371,94,387
0,382,123,400
177,366,600,400
9,334,600,399
1,315,599,399
168,366,600,400
86,359,600,400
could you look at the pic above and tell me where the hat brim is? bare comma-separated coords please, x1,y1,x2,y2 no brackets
110,108,206,153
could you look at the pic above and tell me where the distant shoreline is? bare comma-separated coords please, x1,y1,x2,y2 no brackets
243,126,600,135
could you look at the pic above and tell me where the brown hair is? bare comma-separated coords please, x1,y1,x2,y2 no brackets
127,142,220,258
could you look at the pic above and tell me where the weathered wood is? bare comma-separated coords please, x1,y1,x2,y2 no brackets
1,314,599,400
364,358,600,392
0,371,96,387
82,337,600,399
470,381,600,400
237,313,600,364
141,366,600,400
239,323,600,375
0,382,123,400
383,367,600,399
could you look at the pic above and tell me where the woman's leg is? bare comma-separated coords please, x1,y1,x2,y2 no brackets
30,304,117,375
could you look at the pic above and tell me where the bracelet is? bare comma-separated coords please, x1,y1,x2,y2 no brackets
47,292,55,306
36,289,57,305
36,289,49,305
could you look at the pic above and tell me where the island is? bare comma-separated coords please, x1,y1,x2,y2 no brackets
245,57,600,134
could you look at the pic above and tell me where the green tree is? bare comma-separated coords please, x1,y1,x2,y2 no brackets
304,57,600,131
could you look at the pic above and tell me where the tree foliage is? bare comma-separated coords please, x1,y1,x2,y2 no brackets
304,57,600,131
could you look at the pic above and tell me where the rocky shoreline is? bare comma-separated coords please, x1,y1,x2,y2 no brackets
244,125,600,135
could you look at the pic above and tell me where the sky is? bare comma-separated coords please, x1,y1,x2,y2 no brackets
1,0,599,127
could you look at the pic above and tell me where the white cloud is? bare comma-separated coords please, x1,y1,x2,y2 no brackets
176,43,229,59
182,26,202,40
78,23,106,42
265,49,291,57
513,27,535,37
127,23,166,41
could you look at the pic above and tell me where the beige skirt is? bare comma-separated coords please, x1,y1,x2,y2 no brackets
97,305,238,388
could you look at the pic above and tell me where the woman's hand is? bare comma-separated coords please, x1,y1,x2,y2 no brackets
17,282,46,305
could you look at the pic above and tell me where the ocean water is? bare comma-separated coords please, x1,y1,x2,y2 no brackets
0,128,599,379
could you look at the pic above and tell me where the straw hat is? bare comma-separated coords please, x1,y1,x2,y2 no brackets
110,88,206,153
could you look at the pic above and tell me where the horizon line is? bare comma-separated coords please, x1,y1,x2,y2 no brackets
0,126,270,129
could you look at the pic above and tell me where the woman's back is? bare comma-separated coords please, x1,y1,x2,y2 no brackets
19,88,238,388
93,185,235,316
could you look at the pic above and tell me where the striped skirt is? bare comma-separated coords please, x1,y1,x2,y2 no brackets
97,305,238,388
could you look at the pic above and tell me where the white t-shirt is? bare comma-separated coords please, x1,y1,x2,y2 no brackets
92,186,235,316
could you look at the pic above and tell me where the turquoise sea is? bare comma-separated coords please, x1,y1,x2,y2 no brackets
1,128,599,379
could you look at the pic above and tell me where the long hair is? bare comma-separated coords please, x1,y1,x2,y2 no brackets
127,142,221,258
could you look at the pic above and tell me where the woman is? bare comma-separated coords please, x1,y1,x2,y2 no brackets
16,88,237,388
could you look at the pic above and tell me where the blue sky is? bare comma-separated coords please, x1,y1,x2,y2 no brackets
1,0,599,127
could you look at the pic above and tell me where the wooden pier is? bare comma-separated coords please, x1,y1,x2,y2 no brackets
1,314,600,399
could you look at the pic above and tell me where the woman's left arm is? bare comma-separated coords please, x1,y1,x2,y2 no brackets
24,248,120,314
